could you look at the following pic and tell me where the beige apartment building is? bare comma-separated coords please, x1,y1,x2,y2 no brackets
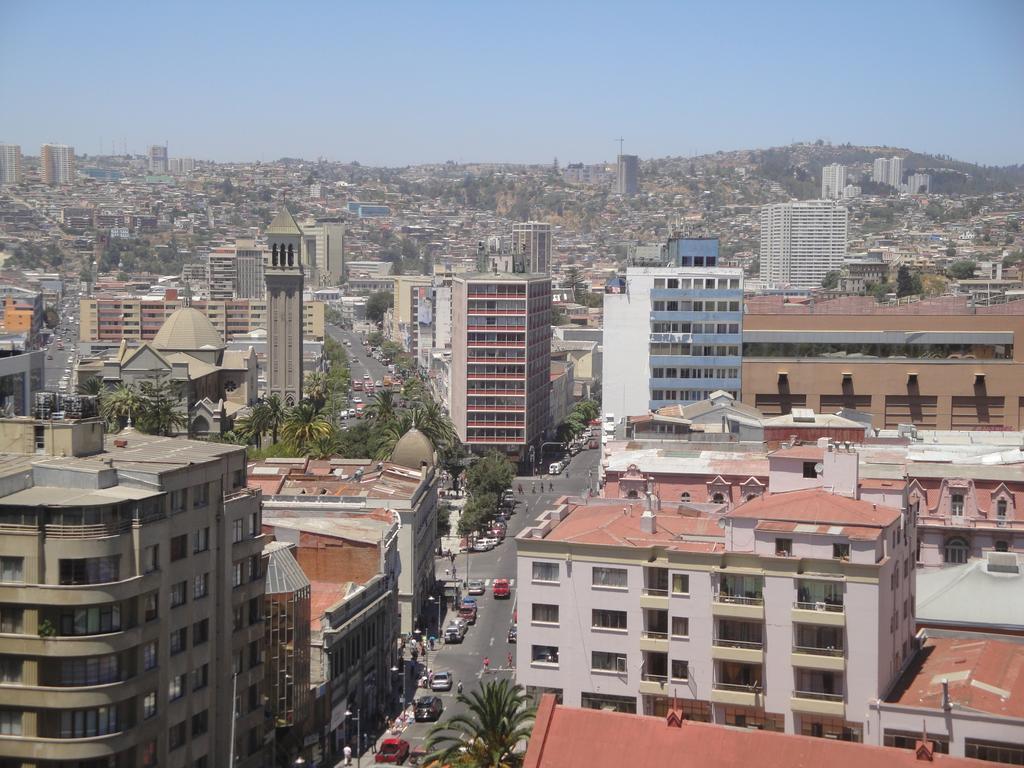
80,294,325,344
0,416,268,768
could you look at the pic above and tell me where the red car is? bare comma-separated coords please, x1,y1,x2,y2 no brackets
376,738,410,764
493,578,511,599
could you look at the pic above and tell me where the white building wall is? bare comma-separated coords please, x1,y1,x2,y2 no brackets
601,280,653,421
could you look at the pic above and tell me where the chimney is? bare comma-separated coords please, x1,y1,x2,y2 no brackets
641,492,656,534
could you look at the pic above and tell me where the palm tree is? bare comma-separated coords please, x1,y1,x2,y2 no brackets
239,400,274,448
374,412,415,461
304,371,329,411
425,679,534,768
101,383,142,430
307,427,343,459
136,377,187,437
77,377,104,397
281,402,333,454
263,394,287,445
413,399,457,450
366,389,398,423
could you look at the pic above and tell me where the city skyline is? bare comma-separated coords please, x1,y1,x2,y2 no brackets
1,0,1022,167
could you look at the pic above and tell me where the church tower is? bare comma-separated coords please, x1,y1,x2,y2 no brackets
265,207,304,405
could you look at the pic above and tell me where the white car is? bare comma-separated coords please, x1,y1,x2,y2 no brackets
470,539,494,552
477,537,500,549
549,462,564,475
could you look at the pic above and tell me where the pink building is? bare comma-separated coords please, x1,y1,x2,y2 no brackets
515,447,915,741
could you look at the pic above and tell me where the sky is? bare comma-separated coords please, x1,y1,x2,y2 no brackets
1,0,1022,167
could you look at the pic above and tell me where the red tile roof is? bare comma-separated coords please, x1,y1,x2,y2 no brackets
770,446,827,460
889,634,1024,719
524,695,989,768
727,488,900,527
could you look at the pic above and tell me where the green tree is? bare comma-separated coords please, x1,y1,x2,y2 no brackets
465,452,515,499
307,428,344,459
77,377,104,397
458,492,496,537
412,399,458,451
425,679,535,768
136,377,187,437
365,291,394,324
895,265,922,298
366,389,398,423
101,383,142,430
43,306,60,329
374,412,415,460
821,270,841,290
945,245,957,260
948,260,977,280
564,265,586,303
281,402,333,453
303,371,329,411
262,394,287,445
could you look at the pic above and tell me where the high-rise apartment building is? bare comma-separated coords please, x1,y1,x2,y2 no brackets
40,144,75,185
0,415,268,767
300,218,345,287
0,144,23,185
391,275,434,360
168,157,195,175
511,222,553,274
616,154,639,196
887,156,904,188
905,173,930,195
603,252,743,419
759,201,848,288
265,208,305,405
450,273,552,464
148,145,168,174
206,241,266,301
820,164,846,199
871,156,904,188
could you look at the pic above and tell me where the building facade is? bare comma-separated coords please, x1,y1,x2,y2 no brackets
0,422,268,768
40,144,75,185
759,201,848,289
616,154,639,196
148,145,168,174
602,265,743,420
450,273,552,463
265,208,305,405
511,222,552,274
0,144,23,185
300,218,345,288
820,164,846,199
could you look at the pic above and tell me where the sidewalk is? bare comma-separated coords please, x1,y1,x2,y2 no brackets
439,497,466,555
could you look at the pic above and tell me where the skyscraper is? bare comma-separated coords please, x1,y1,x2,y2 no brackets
616,154,639,196
887,156,904,188
820,163,846,199
871,156,904,188
0,144,22,184
759,201,848,288
299,218,345,287
40,143,75,185
511,221,552,273
264,208,304,405
148,144,168,173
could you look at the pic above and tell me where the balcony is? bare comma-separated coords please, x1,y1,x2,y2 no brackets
791,602,845,627
710,682,762,707
790,690,845,717
639,588,669,610
638,674,668,696
791,646,846,672
711,637,764,664
711,594,764,620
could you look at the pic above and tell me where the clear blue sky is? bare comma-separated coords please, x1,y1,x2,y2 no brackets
2,0,1021,166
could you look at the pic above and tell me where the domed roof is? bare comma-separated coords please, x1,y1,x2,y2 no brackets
152,307,225,351
390,428,436,470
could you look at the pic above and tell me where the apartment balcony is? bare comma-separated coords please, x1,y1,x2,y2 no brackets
790,690,846,717
711,637,764,664
466,405,525,412
639,630,669,653
791,602,846,627
710,682,762,707
791,646,846,672
711,594,765,620
639,587,669,610
638,675,669,696
467,421,525,429
466,373,526,380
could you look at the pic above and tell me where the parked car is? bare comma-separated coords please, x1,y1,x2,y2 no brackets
507,625,518,643
492,578,511,599
467,579,485,595
458,604,477,624
476,536,500,550
414,696,444,722
443,625,464,644
470,539,493,552
376,738,410,764
430,671,453,691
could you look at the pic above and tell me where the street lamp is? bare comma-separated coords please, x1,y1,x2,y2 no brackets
428,595,442,638
391,664,405,713
344,709,361,768
293,758,306,767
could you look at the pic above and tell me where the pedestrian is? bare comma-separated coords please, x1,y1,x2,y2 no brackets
531,483,536,493
517,483,524,495
343,744,352,766
507,652,514,668
449,552,456,564
483,656,490,672
457,680,464,694
371,737,378,755
565,469,570,479
549,481,553,491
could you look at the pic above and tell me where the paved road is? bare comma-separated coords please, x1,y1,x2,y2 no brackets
325,324,389,384
394,448,600,753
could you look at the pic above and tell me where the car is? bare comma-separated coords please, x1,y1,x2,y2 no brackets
363,373,371,380
492,578,511,599
414,696,444,722
375,380,382,387
549,462,563,475
507,625,518,643
476,537,500,549
458,603,477,624
376,738,411,764
467,579,485,595
46,354,52,360
430,671,453,691
352,397,363,404
470,539,493,552
443,625,464,644
460,596,478,608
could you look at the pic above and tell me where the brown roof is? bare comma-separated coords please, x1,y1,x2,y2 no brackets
726,488,900,527
770,446,827,460
524,695,989,768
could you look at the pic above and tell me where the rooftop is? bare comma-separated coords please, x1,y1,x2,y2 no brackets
524,694,987,768
726,488,901,528
151,306,225,351
916,556,1024,633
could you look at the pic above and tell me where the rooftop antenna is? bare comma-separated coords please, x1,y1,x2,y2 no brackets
616,137,624,157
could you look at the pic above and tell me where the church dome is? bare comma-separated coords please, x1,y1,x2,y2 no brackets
152,307,225,351
390,428,436,470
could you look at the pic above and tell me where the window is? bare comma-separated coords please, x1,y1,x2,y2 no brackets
965,738,1024,765
248,554,261,580
951,492,965,516
944,537,968,565
531,645,559,665
169,720,187,750
193,618,209,646
143,642,157,671
997,499,1008,520
249,511,259,537
232,519,243,544
249,596,261,624
192,709,209,737
0,606,23,634
194,572,208,600
232,561,243,587
194,483,209,508
59,556,119,585
58,655,119,686
170,627,187,655
592,567,628,589
233,604,244,632
142,740,158,768
170,534,188,562
0,657,22,683
671,660,689,681
170,489,185,513
143,692,157,720
803,462,818,479
0,557,22,583
193,526,210,553
144,591,158,621
249,639,263,668
60,707,119,737
672,574,690,594
143,544,159,574
775,538,793,556
0,710,21,736
996,541,1010,552
591,651,627,673
680,492,691,503
170,581,187,608
192,663,209,691
531,561,559,583
531,603,559,624
169,673,186,701
671,617,689,638
592,609,628,631
833,543,850,560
